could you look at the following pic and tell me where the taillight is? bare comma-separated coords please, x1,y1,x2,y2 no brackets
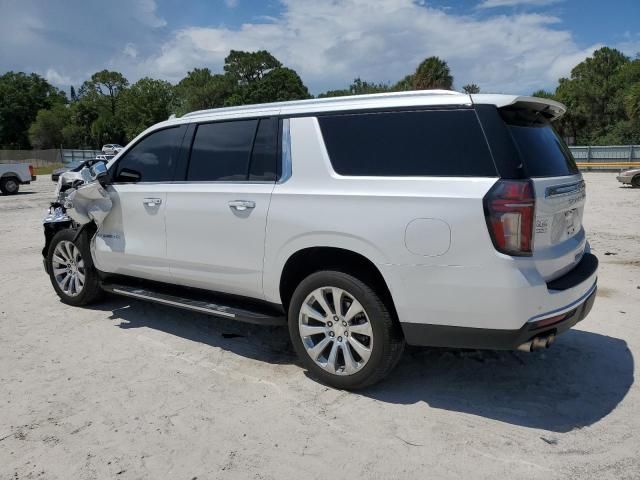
28,165,34,177
483,179,535,256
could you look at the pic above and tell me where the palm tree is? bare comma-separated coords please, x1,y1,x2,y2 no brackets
412,57,453,90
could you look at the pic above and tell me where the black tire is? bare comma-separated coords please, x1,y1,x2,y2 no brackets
47,228,104,306
631,175,640,188
288,271,405,390
0,177,20,195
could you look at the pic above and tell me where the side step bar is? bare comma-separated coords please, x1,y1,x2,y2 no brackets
101,283,286,326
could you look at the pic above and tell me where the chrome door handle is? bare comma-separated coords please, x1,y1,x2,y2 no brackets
143,197,162,207
228,200,255,211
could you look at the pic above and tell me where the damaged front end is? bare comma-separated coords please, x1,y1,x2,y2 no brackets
42,163,113,272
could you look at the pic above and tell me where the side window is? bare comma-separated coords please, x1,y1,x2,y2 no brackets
318,110,496,177
249,118,278,181
113,127,182,183
187,120,258,181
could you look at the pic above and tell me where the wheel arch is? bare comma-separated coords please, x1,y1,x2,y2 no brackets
278,246,399,323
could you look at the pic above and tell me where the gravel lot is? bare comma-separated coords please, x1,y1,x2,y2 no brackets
1,173,639,479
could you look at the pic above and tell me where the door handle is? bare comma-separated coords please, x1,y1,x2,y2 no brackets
228,200,255,211
143,197,162,207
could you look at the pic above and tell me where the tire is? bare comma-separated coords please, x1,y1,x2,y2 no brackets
288,271,405,390
631,175,640,188
47,228,104,306
0,177,20,195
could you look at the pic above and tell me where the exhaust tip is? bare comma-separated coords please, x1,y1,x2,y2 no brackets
518,333,556,352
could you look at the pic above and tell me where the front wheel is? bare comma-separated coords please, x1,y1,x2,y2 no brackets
288,271,404,389
47,228,103,306
631,175,640,188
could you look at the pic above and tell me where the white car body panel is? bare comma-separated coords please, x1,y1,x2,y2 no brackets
92,184,173,282
163,182,275,298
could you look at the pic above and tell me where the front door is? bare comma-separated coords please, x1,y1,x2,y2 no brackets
164,117,279,299
93,125,186,282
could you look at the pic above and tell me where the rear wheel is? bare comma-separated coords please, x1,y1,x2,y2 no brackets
288,271,404,389
47,228,103,306
631,175,640,188
0,177,19,195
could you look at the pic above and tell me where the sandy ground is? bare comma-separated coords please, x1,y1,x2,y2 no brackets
0,173,638,479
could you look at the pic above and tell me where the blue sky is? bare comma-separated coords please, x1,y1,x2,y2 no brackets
1,0,639,95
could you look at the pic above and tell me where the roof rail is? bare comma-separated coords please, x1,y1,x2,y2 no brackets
181,89,464,118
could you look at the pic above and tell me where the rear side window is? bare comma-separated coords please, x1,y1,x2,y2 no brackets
502,114,579,177
249,118,278,181
186,118,278,182
113,127,181,183
188,120,258,181
318,109,496,177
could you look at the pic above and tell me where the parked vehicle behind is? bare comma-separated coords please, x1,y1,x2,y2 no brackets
616,168,640,187
0,163,35,194
101,144,123,155
42,91,598,389
51,158,108,182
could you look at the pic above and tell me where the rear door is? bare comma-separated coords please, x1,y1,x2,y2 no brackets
94,125,186,282
164,117,279,298
500,108,586,281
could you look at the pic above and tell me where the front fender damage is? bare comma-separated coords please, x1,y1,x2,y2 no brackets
42,168,113,268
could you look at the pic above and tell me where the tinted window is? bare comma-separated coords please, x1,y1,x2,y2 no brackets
249,118,278,181
187,120,258,181
113,127,181,182
506,123,578,177
318,110,495,177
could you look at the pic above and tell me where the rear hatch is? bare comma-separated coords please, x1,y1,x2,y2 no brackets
499,106,586,281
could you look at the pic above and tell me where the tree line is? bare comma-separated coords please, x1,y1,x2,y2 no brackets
0,46,638,150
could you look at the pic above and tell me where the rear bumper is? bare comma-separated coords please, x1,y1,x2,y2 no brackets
402,281,596,349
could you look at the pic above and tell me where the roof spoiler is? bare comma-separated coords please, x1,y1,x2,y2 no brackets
471,94,566,122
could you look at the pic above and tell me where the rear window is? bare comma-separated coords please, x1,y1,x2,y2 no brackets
318,109,496,177
501,109,579,177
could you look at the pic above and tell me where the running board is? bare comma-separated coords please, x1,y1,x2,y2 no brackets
101,283,286,326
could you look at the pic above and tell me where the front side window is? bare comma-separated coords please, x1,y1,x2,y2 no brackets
113,127,182,183
318,109,496,177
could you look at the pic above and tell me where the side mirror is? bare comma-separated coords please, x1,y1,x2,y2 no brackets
90,162,109,182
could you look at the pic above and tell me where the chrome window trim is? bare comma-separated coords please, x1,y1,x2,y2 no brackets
278,118,292,184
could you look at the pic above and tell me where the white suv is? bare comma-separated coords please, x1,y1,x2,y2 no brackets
43,91,598,389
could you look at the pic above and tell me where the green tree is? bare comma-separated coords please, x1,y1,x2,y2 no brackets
319,78,391,97
28,104,70,149
223,50,281,85
411,57,454,90
174,68,234,115
80,70,129,116
121,77,175,139
0,71,66,148
462,83,480,94
240,67,310,104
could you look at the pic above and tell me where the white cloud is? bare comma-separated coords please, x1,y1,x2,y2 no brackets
45,68,73,86
125,0,599,94
477,0,563,8
123,43,139,59
225,0,239,7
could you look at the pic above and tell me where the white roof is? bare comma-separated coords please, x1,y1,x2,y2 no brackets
160,90,566,128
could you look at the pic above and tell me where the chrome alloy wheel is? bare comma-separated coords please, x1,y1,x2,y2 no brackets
52,240,85,297
298,286,374,375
